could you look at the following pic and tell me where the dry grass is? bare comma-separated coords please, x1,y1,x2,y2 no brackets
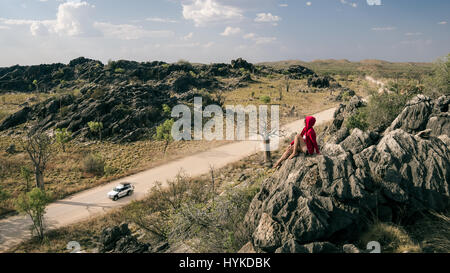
221,75,344,125
0,92,58,123
405,210,450,253
0,136,231,215
359,222,422,253
8,151,275,253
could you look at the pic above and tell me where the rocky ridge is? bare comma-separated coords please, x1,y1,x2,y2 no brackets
242,94,449,253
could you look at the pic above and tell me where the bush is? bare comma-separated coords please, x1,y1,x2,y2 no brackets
15,188,50,240
260,95,271,104
123,171,260,252
346,108,369,131
91,89,105,100
359,222,421,253
114,68,125,74
82,153,105,176
364,92,410,131
425,53,450,97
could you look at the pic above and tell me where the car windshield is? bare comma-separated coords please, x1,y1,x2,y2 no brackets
114,186,124,191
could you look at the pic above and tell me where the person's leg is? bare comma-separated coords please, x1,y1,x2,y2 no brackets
299,136,308,154
288,134,302,159
274,145,293,168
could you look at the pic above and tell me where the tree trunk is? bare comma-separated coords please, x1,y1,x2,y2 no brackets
163,140,169,155
263,139,272,164
35,168,44,190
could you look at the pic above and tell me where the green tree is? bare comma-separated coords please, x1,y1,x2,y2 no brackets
15,188,50,240
426,53,450,97
32,79,38,92
88,121,103,141
55,128,72,152
20,166,33,192
22,132,54,190
162,104,171,117
260,95,271,104
154,119,174,155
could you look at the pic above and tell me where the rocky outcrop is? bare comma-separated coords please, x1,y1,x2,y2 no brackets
244,94,450,253
386,95,449,137
307,75,335,88
99,223,149,253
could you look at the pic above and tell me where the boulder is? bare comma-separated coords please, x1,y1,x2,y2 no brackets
0,106,31,131
99,223,149,253
386,95,433,134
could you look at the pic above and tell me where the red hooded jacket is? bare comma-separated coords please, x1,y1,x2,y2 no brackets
290,116,320,155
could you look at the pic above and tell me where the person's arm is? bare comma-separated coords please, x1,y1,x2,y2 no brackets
310,130,320,154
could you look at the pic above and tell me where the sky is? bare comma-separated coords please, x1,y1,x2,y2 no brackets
0,0,449,66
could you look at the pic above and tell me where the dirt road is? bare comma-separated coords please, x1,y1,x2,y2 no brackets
0,106,337,252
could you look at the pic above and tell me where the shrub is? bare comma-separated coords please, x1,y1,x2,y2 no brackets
425,53,450,97
260,95,271,104
364,92,410,131
90,89,105,100
346,108,369,131
154,119,174,154
114,68,125,74
55,128,72,152
359,222,421,253
82,153,105,176
15,188,50,240
88,121,103,141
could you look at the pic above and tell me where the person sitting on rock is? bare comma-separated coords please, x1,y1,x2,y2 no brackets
273,116,320,169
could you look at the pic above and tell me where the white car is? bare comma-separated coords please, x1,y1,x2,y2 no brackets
107,183,134,201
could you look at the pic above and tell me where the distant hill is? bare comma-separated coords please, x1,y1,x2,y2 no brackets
258,59,434,78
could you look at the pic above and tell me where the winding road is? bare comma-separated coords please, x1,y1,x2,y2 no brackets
0,105,340,252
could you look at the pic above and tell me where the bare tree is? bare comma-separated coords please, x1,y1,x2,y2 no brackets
258,119,285,166
22,132,54,190
285,75,290,93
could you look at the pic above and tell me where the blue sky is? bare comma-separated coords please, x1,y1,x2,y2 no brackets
0,0,448,66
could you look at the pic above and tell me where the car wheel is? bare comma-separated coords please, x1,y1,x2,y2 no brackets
128,190,133,196
113,196,118,201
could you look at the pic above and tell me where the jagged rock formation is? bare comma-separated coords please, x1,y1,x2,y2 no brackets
0,57,322,142
99,223,149,253
307,75,335,88
243,95,449,253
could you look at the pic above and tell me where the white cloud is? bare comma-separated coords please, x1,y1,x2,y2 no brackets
254,36,277,44
94,22,174,40
405,32,423,36
243,33,256,39
306,2,312,6
279,4,288,7
254,13,281,25
0,25,10,30
52,1,98,36
372,26,396,31
438,21,447,25
243,32,276,45
366,0,382,6
220,26,241,36
182,32,194,40
182,0,243,27
145,17,178,23
203,42,215,48
30,21,50,36
2,1,172,40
